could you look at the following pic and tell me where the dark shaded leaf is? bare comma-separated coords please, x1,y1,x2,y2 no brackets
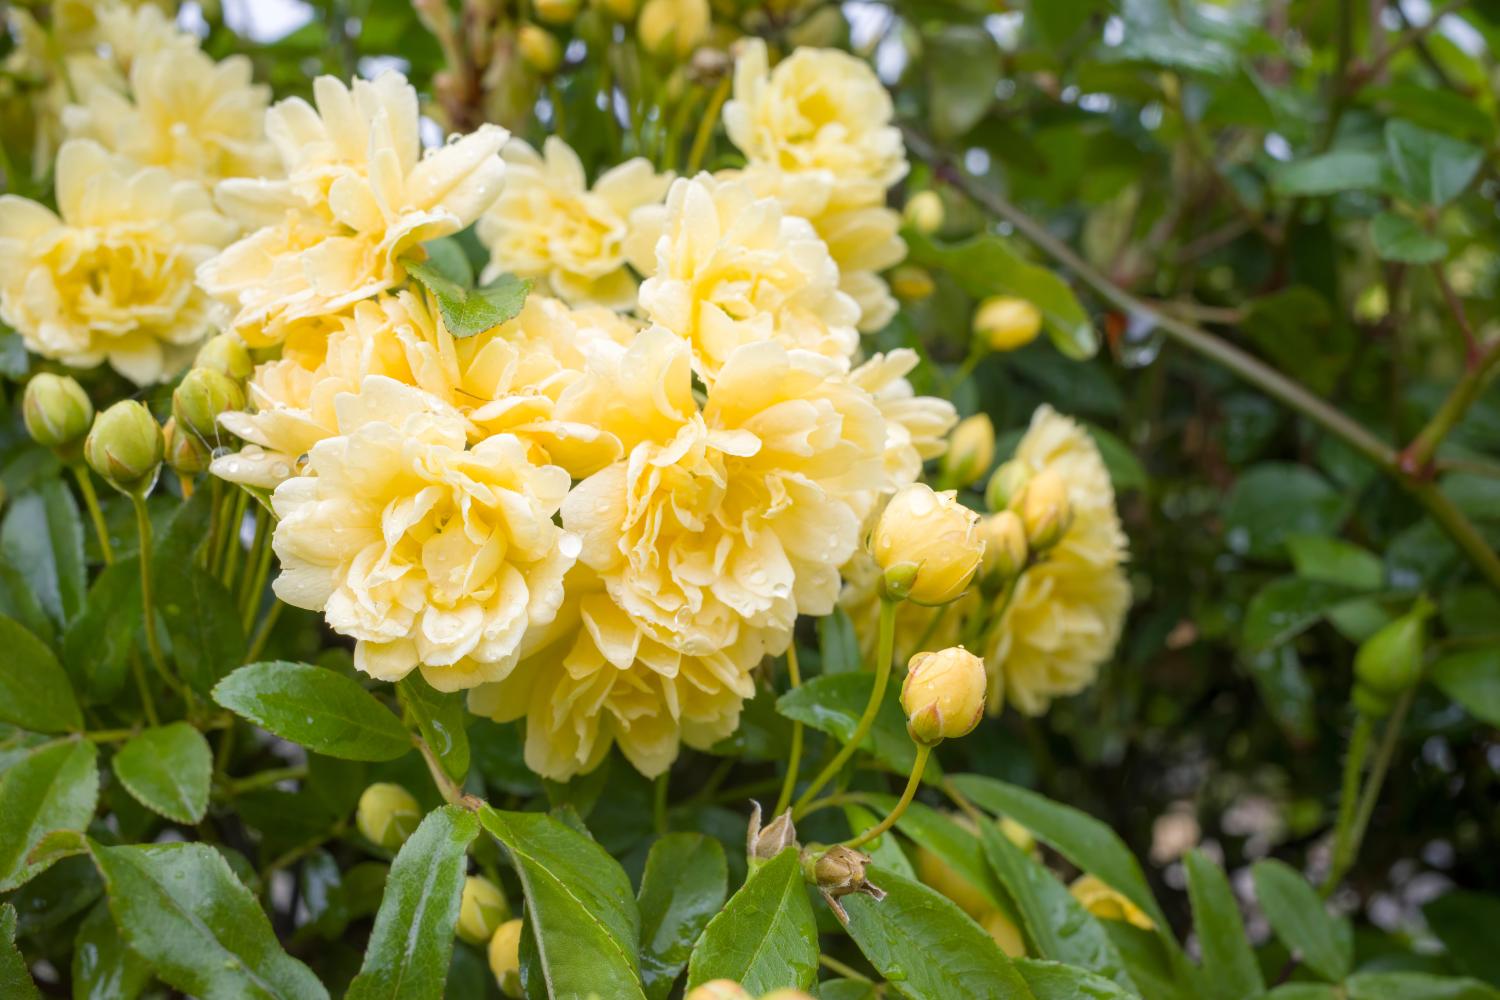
1,480,86,624
1185,851,1262,1000
0,903,40,1000
397,674,470,783
71,900,151,1000
157,567,245,696
0,613,81,733
637,833,728,1000
1431,649,1500,727
1251,860,1351,982
777,673,941,782
0,740,98,891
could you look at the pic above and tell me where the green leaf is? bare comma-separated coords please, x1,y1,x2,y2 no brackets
818,608,861,674
112,723,213,825
1250,860,1351,981
637,833,728,1000
1286,535,1385,589
61,558,142,704
1184,851,1262,1000
843,803,914,880
1103,922,1192,1000
1347,972,1500,1000
979,821,1137,992
686,848,817,994
1223,464,1347,561
1431,649,1500,727
346,805,480,1000
396,675,470,783
1265,986,1341,1000
1014,957,1140,999
0,903,40,1000
840,865,1034,999
1,480,86,624
1384,120,1483,206
950,775,1170,936
0,740,98,891
878,798,1006,912
417,235,475,287
905,230,1097,359
1270,149,1388,196
1242,645,1316,743
0,614,81,733
0,562,53,645
480,806,646,999
213,661,412,762
71,900,151,1000
87,840,328,1000
404,260,531,338
926,25,1001,140
1241,577,1364,651
776,673,941,782
1424,892,1500,987
157,567,246,696
1371,212,1447,263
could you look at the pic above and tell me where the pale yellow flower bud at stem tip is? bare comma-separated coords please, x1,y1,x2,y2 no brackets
194,334,253,382
1015,467,1073,552
889,264,935,302
904,190,945,234
871,484,984,606
518,25,562,75
84,401,163,497
978,510,1028,585
985,458,1031,512
457,875,508,945
974,296,1043,352
355,783,421,851
942,413,995,489
487,918,524,998
23,373,93,454
534,0,581,23
685,982,752,1000
901,646,986,744
637,0,709,59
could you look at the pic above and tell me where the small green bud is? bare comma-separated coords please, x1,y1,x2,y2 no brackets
172,367,245,443
355,783,421,850
985,459,1031,513
84,401,164,497
194,334,254,381
1354,598,1433,698
23,373,93,455
163,417,211,476
456,875,509,945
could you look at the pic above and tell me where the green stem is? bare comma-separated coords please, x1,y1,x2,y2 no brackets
793,597,897,818
773,643,805,816
1400,342,1500,474
128,652,159,727
86,727,138,743
220,491,249,588
132,494,184,705
239,507,273,632
244,599,284,664
72,465,113,565
685,73,730,174
1345,690,1414,871
653,772,670,835
418,735,464,805
844,742,931,850
1323,712,1373,896
818,953,873,983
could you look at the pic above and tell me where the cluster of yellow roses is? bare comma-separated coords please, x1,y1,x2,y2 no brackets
0,16,1130,780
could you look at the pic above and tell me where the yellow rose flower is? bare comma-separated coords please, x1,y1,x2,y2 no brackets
633,174,860,381
199,71,508,349
1069,874,1155,930
871,484,984,606
477,137,671,308
847,348,958,489
984,405,1130,715
0,140,236,384
724,39,907,203
269,376,578,691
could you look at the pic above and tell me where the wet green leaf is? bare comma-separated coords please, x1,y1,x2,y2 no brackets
71,900,150,1000
397,674,470,783
405,260,530,338
0,740,98,891
0,903,40,1000
157,567,245,696
777,673,941,782
637,833,727,999
1251,860,1351,982
213,661,412,761
686,848,817,994
0,613,81,733
1185,851,1262,1000
112,723,212,825
1,480,86,624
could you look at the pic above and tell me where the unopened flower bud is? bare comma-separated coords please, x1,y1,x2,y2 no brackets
23,373,93,456
974,296,1042,352
163,418,211,476
487,918,523,998
985,459,1031,512
534,0,580,22
977,511,1028,585
889,265,935,302
355,783,421,850
1354,598,1433,700
1015,468,1072,551
457,875,509,945
982,909,1027,957
746,802,798,867
84,401,163,497
638,0,708,59
172,367,245,443
760,992,817,1000
685,983,752,1000
194,334,253,381
518,24,562,74
805,844,885,920
901,646,986,745
942,413,995,489
593,0,638,20
1069,874,1155,930
871,485,984,606
904,190,944,234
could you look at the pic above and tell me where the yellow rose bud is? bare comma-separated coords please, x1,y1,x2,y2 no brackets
457,875,509,945
901,646,987,744
355,783,422,851
534,0,580,23
981,908,1027,957
23,373,93,455
593,0,638,20
974,296,1043,352
638,0,709,59
194,334,254,381
872,485,984,606
998,817,1035,857
985,458,1031,512
684,982,752,1000
84,401,164,497
914,813,1032,919
1069,874,1155,930
889,264,935,302
760,992,817,1000
942,413,995,489
487,918,524,998
163,418,211,476
518,24,563,75
172,367,245,443
904,190,944,234
977,510,1028,585
1015,468,1072,551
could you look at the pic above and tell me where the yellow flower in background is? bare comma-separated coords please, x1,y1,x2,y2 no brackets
847,348,957,488
270,376,578,691
1069,874,1155,930
724,40,907,203
634,174,859,380
477,138,671,309
984,405,1130,715
200,72,508,349
0,140,235,384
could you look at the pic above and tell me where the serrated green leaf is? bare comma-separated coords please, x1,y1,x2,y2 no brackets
405,261,530,338
346,805,479,1000
1385,120,1483,206
112,723,212,825
776,673,941,782
1270,149,1388,196
1,480,86,624
1251,860,1351,981
876,797,1006,912
213,661,412,761
396,674,469,783
87,840,327,1000
0,903,40,1000
0,613,81,733
0,740,98,891
637,833,728,1000
1371,212,1447,263
71,900,150,1000
1286,535,1385,589
1185,851,1262,1000
686,848,817,994
157,567,245,696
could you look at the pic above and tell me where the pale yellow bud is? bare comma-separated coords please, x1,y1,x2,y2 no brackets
889,264,935,302
23,373,92,454
172,367,245,443
355,783,421,850
904,190,944,234
977,510,1027,585
760,992,817,1000
1069,874,1155,930
638,0,709,59
942,413,995,488
487,918,524,998
457,875,508,945
684,982,752,1000
1015,468,1073,551
518,25,563,74
999,817,1035,856
593,0,638,20
194,334,253,381
871,485,984,606
534,0,581,23
901,646,987,744
984,458,1031,512
981,909,1027,957
163,418,210,476
974,296,1042,352
84,401,163,497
